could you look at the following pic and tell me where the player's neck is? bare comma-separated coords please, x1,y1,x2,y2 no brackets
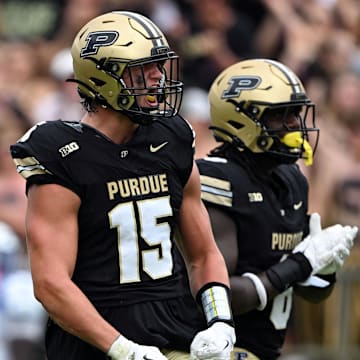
81,107,139,144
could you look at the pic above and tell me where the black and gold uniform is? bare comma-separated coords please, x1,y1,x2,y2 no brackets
194,58,342,360
197,147,309,359
10,117,205,356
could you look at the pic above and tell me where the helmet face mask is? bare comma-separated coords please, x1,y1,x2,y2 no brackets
70,11,183,124
209,59,319,165
121,59,180,117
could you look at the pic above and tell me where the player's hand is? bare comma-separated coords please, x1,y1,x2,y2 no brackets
190,322,235,360
317,223,357,275
293,213,358,275
107,335,167,360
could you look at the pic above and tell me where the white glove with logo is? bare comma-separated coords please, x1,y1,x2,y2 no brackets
293,213,358,275
190,322,235,360
107,335,167,360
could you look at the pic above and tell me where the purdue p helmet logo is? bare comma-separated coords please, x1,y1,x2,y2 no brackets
80,31,119,57
222,76,261,99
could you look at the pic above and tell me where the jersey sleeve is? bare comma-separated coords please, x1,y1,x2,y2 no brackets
196,158,233,208
10,121,83,196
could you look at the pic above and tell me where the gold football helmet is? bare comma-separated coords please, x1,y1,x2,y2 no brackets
209,58,319,165
70,11,182,124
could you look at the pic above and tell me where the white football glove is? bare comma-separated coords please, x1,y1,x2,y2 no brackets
317,226,353,275
293,213,358,275
190,322,235,360
107,335,167,360
318,223,357,274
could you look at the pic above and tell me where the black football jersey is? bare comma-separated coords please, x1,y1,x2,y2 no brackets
196,153,309,360
11,117,195,307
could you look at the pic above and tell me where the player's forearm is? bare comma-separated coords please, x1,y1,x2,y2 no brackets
34,276,119,353
229,272,280,314
188,251,230,295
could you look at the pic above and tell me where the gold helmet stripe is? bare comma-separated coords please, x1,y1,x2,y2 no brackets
115,11,167,48
264,59,303,96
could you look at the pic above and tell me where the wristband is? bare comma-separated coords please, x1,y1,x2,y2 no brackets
196,282,234,326
265,253,312,292
242,272,267,310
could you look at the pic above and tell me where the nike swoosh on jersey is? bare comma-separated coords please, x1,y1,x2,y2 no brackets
150,141,168,152
293,201,303,210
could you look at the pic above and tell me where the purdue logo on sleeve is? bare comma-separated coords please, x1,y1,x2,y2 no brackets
80,31,119,57
222,76,261,98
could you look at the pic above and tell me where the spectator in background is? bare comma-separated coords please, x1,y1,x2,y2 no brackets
0,103,30,241
179,0,257,90
49,0,109,47
307,29,358,84
182,87,217,159
15,47,85,125
291,70,360,352
255,0,334,78
333,0,360,44
306,70,360,228
0,41,43,104
15,76,64,125
0,0,65,41
0,101,46,360
48,48,85,121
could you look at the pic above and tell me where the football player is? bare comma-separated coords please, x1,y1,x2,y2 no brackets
196,59,358,360
9,11,235,360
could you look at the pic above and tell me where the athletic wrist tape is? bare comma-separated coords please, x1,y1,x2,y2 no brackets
196,282,234,327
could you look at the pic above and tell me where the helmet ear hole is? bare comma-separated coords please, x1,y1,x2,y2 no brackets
257,135,270,150
117,95,130,107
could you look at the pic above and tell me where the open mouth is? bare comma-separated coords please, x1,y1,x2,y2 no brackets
145,86,161,107
146,94,158,107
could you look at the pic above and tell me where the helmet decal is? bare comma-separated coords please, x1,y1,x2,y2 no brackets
208,58,319,164
119,11,167,48
266,59,305,97
222,76,261,99
80,31,119,57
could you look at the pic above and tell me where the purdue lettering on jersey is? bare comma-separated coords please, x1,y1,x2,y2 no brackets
107,174,168,200
272,231,303,250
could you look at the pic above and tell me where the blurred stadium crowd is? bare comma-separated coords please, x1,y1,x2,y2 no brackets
0,0,359,359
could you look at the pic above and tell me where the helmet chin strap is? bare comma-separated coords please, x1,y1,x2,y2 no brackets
280,132,313,166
